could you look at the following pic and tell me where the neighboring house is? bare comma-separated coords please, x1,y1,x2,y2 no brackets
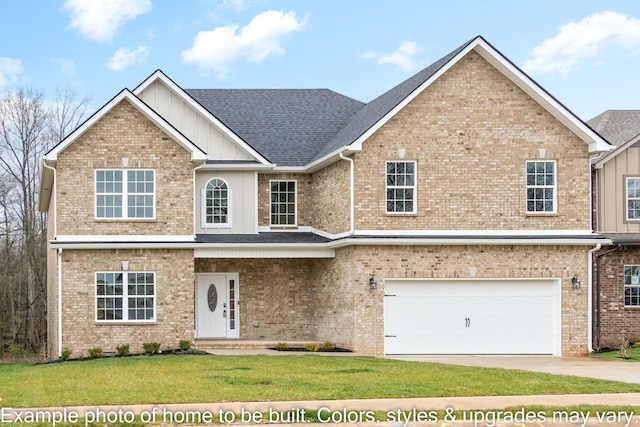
39,36,611,360
589,110,640,350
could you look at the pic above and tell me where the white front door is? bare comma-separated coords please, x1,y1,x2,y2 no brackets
196,273,239,339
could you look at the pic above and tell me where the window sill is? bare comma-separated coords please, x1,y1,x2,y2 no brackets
94,218,156,222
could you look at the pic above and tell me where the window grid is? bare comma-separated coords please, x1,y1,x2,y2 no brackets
526,161,556,213
386,161,416,213
95,169,155,219
624,265,640,307
96,271,155,321
627,177,640,221
270,180,296,226
205,178,229,225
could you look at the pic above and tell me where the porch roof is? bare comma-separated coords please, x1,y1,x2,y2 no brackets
195,232,332,244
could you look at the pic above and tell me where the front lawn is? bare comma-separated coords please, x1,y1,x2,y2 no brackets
1,354,640,408
593,346,640,361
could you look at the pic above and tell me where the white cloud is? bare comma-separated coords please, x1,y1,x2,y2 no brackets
523,11,640,75
362,41,424,72
63,0,152,42
0,57,23,87
181,10,306,77
56,59,77,77
107,46,150,71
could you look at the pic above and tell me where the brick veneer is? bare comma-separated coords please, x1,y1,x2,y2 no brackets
59,249,194,358
593,246,640,349
55,99,194,236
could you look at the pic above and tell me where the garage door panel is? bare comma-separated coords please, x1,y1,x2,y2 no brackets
384,279,558,355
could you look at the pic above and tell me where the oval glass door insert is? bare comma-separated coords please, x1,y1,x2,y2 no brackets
207,284,217,312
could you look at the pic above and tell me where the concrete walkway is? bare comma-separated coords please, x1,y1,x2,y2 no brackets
391,355,640,384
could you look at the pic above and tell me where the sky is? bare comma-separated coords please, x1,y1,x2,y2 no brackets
2,0,640,121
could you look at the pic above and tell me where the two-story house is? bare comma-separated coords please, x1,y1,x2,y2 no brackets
39,36,611,360
589,110,640,350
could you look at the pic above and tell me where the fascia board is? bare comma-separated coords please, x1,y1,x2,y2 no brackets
592,134,640,169
471,39,612,154
45,90,207,162
133,70,272,166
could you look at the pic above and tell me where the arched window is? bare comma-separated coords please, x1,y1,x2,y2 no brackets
204,178,229,226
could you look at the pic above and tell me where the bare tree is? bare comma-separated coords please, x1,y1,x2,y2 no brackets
0,87,90,353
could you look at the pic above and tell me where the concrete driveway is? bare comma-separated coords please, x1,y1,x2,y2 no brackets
389,355,640,384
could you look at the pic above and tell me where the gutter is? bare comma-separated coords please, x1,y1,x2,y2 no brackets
42,162,57,238
594,244,623,351
339,152,355,234
193,161,208,237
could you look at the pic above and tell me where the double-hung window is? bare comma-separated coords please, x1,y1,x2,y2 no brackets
386,161,416,213
204,178,230,226
270,180,296,226
624,265,640,307
626,177,640,221
96,271,155,321
526,160,556,214
95,169,155,219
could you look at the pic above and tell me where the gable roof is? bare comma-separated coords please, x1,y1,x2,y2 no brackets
44,89,207,163
134,70,273,166
185,88,364,166
184,36,610,169
589,110,640,168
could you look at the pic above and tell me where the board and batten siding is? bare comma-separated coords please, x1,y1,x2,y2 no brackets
195,171,258,234
138,80,254,160
597,142,640,232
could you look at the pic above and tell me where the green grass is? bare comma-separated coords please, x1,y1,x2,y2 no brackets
1,354,640,408
592,346,640,361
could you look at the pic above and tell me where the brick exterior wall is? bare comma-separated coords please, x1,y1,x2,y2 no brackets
353,51,590,231
195,244,589,356
59,249,194,359
593,246,640,350
55,99,194,236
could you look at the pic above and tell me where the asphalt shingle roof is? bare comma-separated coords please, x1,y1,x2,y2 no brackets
185,89,364,166
185,38,476,167
588,110,640,146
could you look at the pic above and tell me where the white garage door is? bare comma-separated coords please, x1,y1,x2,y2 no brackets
384,279,560,355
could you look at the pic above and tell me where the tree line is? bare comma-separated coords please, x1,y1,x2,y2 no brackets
0,87,89,355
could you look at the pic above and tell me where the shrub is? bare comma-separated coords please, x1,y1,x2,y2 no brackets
60,348,72,361
88,347,104,359
178,340,191,351
143,342,161,355
116,344,130,357
304,343,319,352
8,344,24,357
274,342,289,351
634,342,640,348
319,341,336,352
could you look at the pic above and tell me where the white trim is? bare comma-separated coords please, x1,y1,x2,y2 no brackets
45,90,207,162
194,247,335,259
95,168,156,220
200,163,275,171
202,177,232,228
348,37,611,155
269,179,298,227
385,160,417,214
133,70,271,166
95,271,156,323
587,243,601,353
56,235,194,242
525,160,557,215
351,229,598,237
329,237,609,247
57,248,63,358
625,176,640,222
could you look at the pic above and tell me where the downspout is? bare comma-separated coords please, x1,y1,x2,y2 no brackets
57,248,63,358
339,152,354,234
587,243,601,353
594,244,622,351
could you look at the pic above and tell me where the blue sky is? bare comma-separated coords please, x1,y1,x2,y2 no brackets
2,0,640,120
